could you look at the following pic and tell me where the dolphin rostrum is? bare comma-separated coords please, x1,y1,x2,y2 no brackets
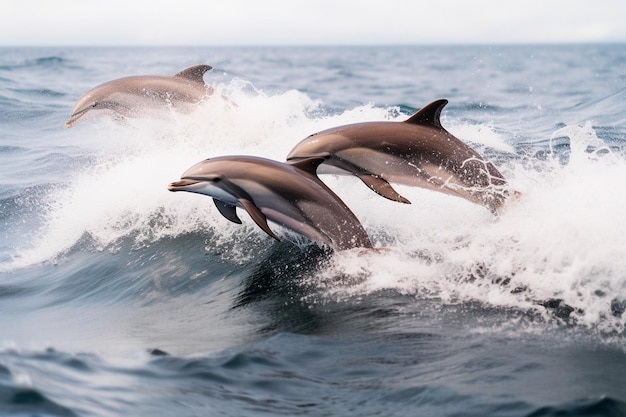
66,64,213,127
286,99,509,212
168,156,372,251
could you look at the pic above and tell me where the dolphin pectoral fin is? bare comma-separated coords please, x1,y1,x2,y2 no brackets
239,199,281,241
213,199,242,224
288,155,329,176
174,65,213,84
358,175,411,204
404,99,448,129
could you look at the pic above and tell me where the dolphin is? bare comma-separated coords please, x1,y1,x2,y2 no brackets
286,99,509,212
168,156,372,251
66,64,213,127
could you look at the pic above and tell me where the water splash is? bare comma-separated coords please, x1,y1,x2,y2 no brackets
3,81,626,333
309,122,626,333
0,81,397,270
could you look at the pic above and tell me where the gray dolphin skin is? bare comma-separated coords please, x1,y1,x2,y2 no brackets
286,99,509,212
168,156,373,251
66,65,213,127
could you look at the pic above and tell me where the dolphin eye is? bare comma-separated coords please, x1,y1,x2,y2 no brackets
91,102,98,108
207,175,222,183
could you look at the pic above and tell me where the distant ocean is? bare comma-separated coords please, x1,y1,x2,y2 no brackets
1,45,626,417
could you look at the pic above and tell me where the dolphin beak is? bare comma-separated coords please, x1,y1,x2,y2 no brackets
65,112,83,128
168,179,200,191
65,106,91,128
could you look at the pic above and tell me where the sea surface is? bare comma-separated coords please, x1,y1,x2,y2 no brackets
1,45,626,416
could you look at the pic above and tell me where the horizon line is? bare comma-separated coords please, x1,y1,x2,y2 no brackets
1,40,625,48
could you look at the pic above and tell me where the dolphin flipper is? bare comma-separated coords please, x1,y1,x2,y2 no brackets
358,174,411,204
238,199,281,241
213,199,242,224
174,65,212,84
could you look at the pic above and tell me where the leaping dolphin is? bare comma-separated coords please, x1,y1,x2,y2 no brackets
168,156,372,251
66,64,213,127
286,99,509,213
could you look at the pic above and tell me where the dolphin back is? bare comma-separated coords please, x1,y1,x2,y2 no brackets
66,64,214,127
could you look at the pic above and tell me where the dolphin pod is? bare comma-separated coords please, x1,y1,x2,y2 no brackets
168,156,373,251
170,99,512,249
66,67,510,249
286,99,508,213
66,65,213,127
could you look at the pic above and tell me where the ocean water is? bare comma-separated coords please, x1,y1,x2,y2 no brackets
1,44,626,416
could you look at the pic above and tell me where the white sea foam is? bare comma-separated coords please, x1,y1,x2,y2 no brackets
3,81,626,332
314,120,626,332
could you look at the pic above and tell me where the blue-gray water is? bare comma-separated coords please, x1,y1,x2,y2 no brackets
1,45,626,416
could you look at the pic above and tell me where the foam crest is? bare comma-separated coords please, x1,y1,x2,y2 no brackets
1,81,398,270
5,81,626,332
312,123,626,331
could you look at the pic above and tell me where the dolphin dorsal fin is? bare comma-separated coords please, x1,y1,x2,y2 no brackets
404,99,448,129
288,156,329,176
239,199,281,241
174,65,213,84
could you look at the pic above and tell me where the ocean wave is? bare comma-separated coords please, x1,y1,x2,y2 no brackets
1,81,625,333
7,87,66,99
31,56,66,67
526,397,626,417
1,337,625,417
0,386,77,417
0,56,69,72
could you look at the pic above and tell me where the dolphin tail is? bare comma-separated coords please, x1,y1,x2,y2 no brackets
489,189,522,215
358,174,411,204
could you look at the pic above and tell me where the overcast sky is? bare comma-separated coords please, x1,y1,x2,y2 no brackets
2,0,625,46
